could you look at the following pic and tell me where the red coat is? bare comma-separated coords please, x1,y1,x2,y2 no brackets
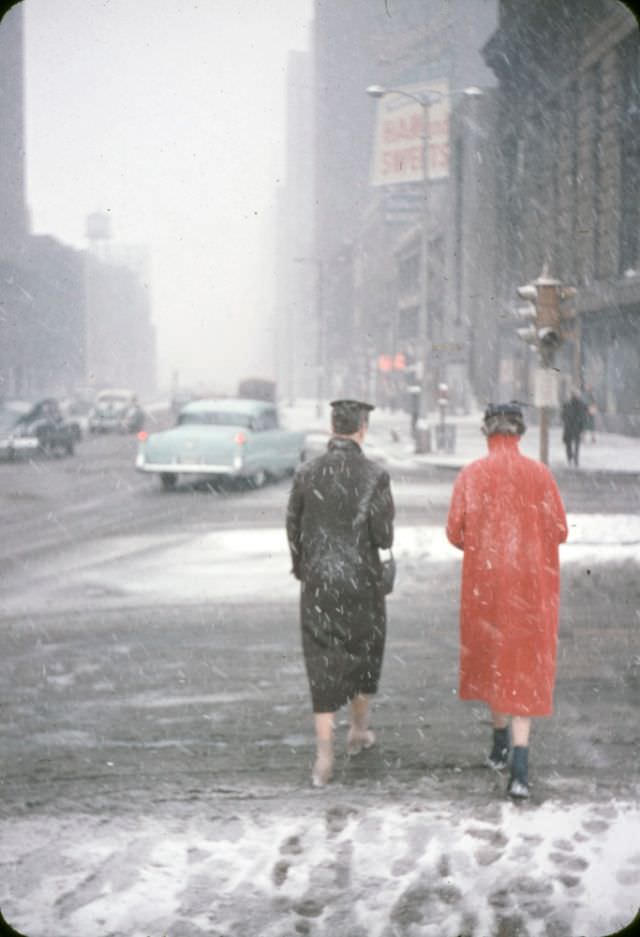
446,435,568,716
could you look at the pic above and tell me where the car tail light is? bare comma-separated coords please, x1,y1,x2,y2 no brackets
137,431,148,442
234,432,247,446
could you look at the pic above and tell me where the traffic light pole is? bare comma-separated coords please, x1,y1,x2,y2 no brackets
539,404,550,465
516,265,575,467
537,338,557,466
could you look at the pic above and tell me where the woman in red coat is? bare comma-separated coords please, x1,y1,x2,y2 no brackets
446,402,568,799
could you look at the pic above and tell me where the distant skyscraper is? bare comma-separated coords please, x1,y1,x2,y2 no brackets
0,3,29,258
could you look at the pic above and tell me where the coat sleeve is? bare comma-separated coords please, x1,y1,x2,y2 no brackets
542,470,569,544
446,470,466,551
285,471,304,579
368,470,394,549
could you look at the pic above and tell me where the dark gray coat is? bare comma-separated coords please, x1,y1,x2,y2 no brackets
286,437,394,712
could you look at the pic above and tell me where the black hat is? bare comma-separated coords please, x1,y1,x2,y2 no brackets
483,401,524,421
330,399,374,435
483,401,526,436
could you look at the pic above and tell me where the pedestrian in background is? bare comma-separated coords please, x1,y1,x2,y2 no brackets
286,399,395,787
561,389,589,466
446,402,568,799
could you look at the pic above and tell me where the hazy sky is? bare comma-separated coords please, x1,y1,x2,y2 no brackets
20,0,312,392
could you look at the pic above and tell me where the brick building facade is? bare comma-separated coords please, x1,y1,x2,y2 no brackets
282,1,639,428
485,0,640,432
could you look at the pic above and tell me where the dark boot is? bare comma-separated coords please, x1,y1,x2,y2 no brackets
507,745,530,799
486,726,510,770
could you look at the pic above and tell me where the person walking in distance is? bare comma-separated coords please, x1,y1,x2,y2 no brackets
286,399,395,787
561,389,589,467
446,403,568,799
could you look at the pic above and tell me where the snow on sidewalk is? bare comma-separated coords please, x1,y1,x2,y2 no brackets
282,400,640,474
2,797,638,937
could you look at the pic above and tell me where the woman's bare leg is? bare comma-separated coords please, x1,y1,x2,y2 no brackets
347,694,376,755
508,716,532,799
511,716,531,746
312,712,335,787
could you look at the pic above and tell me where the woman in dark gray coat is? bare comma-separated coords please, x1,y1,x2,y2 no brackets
286,399,395,787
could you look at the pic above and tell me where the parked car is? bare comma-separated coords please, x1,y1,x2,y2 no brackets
136,397,306,491
89,389,145,434
59,396,93,441
237,377,277,403
0,397,76,459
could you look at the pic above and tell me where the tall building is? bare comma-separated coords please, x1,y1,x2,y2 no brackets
0,3,28,260
484,0,640,432
311,0,498,403
0,5,156,400
274,49,315,402
85,212,156,395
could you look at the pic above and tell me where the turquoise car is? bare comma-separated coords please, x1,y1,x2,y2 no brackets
136,398,307,491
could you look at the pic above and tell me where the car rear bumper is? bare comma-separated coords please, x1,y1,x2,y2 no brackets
136,460,240,476
90,420,125,431
9,437,39,450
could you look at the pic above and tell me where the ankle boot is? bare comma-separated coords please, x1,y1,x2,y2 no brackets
486,726,510,770
507,746,530,799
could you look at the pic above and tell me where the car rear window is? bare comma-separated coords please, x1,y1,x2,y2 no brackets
177,412,253,428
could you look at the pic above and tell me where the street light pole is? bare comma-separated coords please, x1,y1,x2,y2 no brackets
365,83,482,447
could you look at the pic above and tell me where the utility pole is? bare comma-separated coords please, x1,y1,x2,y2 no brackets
365,83,483,453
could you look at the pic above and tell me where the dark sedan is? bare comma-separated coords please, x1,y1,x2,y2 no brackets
0,398,76,459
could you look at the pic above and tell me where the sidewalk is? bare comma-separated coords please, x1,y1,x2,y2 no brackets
282,400,640,474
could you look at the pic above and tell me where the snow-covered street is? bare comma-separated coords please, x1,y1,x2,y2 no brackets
1,416,638,937
1,511,638,616
3,797,639,937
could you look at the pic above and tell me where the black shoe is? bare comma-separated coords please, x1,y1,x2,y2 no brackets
486,727,510,770
507,745,530,799
507,776,530,799
486,746,509,770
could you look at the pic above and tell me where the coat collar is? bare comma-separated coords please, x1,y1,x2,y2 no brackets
328,436,362,454
487,434,521,453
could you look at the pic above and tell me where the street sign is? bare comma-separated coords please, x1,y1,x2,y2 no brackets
534,368,559,408
369,79,451,186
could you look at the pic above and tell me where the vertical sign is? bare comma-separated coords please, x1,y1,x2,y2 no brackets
370,80,451,187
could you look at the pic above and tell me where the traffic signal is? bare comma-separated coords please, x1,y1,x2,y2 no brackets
514,266,576,363
513,290,538,348
535,271,562,349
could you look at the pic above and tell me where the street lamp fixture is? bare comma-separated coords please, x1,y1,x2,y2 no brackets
365,83,483,446
366,84,483,103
